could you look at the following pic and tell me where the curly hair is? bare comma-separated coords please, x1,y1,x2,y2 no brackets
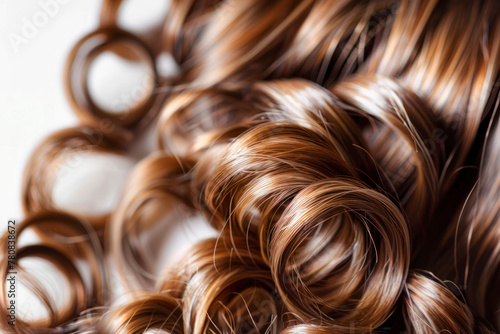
2,0,500,333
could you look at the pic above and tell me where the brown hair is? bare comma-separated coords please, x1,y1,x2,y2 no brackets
2,0,500,333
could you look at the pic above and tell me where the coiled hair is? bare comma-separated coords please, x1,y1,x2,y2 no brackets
2,0,500,333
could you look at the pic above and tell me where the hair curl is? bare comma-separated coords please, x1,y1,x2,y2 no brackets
3,0,500,333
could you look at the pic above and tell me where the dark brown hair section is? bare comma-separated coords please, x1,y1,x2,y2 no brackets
2,0,500,333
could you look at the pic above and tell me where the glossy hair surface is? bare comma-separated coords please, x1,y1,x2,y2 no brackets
2,0,500,333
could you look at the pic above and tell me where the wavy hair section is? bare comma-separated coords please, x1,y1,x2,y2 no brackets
2,0,500,333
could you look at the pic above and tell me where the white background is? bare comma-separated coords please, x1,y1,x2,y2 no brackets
0,0,101,225
0,0,184,224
